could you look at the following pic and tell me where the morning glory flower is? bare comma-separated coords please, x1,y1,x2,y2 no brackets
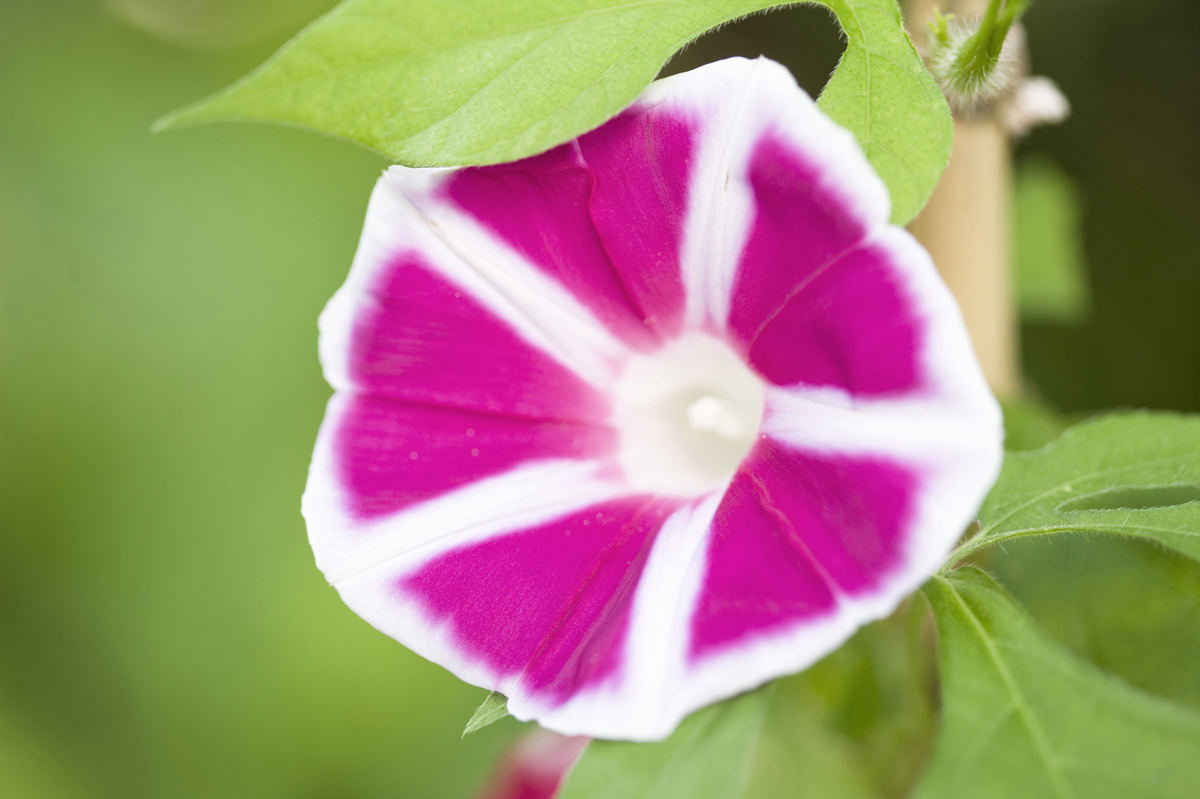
303,56,1002,741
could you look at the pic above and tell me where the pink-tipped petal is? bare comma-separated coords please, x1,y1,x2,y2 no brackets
476,732,588,799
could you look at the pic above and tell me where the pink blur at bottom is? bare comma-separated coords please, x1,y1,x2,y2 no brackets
475,732,589,799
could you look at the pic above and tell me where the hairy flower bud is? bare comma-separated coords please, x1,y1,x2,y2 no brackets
926,11,1023,117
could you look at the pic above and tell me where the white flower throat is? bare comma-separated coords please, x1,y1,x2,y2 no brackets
612,333,765,496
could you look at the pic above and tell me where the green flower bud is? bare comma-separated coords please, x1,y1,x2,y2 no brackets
926,2,1028,117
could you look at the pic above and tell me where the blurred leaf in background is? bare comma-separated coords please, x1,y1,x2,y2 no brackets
1000,397,1069,452
561,602,938,798
1018,0,1200,411
0,2,519,796
103,0,337,49
1014,157,1089,323
562,682,877,799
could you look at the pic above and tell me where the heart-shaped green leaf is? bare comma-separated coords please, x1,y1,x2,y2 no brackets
917,568,1200,799
954,412,1200,565
156,0,950,224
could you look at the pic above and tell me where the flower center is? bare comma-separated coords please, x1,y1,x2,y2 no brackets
612,333,764,496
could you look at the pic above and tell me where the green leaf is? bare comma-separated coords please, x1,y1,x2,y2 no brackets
560,601,944,799
558,681,875,799
818,0,952,223
993,535,1200,711
916,568,1200,799
1015,157,1089,322
462,691,510,737
792,599,938,796
952,412,1200,565
156,0,950,224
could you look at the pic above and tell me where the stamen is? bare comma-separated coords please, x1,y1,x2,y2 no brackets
687,395,748,438
612,334,764,496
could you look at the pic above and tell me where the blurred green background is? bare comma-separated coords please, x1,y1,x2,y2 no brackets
1,1,1197,797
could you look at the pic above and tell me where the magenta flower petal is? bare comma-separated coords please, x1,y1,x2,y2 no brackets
398,498,675,701
745,239,922,394
345,252,610,420
333,395,614,522
689,443,912,662
726,132,879,347
446,114,696,344
304,56,1002,741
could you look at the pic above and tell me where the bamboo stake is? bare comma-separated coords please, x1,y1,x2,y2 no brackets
906,0,1019,396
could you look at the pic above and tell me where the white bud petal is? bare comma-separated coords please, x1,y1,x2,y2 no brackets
999,76,1071,137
